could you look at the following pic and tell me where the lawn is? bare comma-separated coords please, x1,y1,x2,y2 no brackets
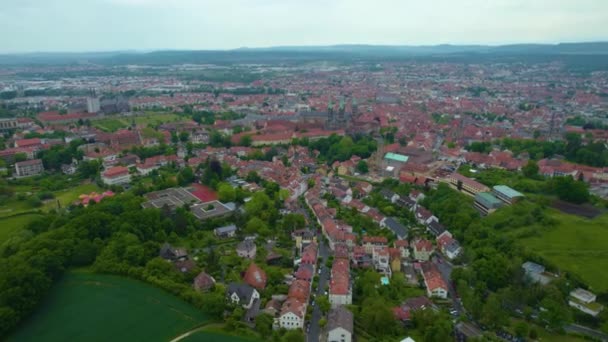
9,271,210,342
135,113,185,126
521,210,608,292
0,213,42,244
182,326,262,342
43,183,103,211
93,118,130,132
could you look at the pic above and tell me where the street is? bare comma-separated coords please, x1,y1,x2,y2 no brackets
307,235,330,342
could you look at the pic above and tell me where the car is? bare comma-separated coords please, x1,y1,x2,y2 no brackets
324,291,328,296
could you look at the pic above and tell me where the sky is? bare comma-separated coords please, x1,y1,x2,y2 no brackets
1,0,608,53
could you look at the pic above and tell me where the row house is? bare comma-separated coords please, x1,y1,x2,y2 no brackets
329,258,352,308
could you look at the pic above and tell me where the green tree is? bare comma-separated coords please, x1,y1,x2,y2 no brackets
239,134,253,147
218,183,236,203
179,131,189,143
255,313,274,337
356,160,369,174
522,160,539,178
317,295,331,314
177,166,195,186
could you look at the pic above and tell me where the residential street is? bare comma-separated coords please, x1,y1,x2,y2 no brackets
432,254,463,315
307,236,330,342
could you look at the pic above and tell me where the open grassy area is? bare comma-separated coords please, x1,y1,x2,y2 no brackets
0,213,42,244
93,113,186,132
93,118,130,132
182,325,262,342
520,210,608,292
9,271,209,342
43,183,103,211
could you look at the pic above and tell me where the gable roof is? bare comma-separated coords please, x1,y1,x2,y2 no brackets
327,306,354,334
243,263,267,289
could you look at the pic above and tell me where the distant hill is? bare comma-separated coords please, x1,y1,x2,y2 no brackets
1,42,608,67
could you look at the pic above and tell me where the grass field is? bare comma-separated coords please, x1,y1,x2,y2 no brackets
182,326,262,342
93,113,186,132
43,183,103,211
0,214,42,244
521,210,608,292
93,118,130,132
9,272,210,342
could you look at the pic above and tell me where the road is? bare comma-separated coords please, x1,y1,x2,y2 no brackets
565,324,608,341
307,236,330,342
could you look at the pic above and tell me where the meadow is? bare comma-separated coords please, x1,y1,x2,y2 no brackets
8,272,210,342
521,210,608,292
0,214,42,244
93,113,186,132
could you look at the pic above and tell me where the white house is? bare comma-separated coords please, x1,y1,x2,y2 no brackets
569,288,604,317
279,298,306,330
327,306,354,342
227,283,260,309
101,166,131,186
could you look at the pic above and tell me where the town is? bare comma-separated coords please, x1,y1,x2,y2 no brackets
1,48,608,342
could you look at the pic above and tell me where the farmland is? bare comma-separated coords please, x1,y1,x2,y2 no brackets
9,272,210,342
521,210,608,292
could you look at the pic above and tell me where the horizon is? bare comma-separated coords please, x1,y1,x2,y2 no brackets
2,0,608,53
3,40,608,55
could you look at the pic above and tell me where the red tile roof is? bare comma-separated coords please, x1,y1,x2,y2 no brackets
189,183,218,202
102,166,129,178
243,263,267,290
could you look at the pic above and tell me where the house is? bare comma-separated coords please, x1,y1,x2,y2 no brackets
362,236,388,254
492,185,524,204
394,240,410,259
193,272,216,292
390,248,402,273
422,263,448,299
236,240,257,259
214,224,237,238
380,217,408,239
227,283,260,309
568,288,604,317
174,259,196,273
329,258,352,308
243,263,267,290
446,173,490,196
14,159,44,177
263,298,283,317
159,243,188,261
327,306,354,342
372,247,391,275
295,264,314,282
413,239,434,261
101,166,131,186
474,192,503,215
522,261,555,285
288,279,311,302
279,297,306,330
436,232,462,260
414,206,438,225
427,221,446,237
380,189,400,203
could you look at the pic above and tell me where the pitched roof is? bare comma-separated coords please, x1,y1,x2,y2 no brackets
327,306,354,334
243,263,267,289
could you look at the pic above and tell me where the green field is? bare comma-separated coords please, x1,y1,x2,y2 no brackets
0,214,42,244
521,210,608,292
43,183,103,211
182,327,262,342
9,272,210,342
93,113,186,132
93,118,130,132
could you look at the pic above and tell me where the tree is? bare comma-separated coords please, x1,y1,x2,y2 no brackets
317,295,330,314
282,213,306,232
255,313,274,337
218,182,236,203
522,160,539,178
550,176,589,204
540,297,572,330
480,293,508,329
179,131,189,143
281,330,305,342
246,217,270,236
177,167,195,186
514,321,529,338
356,160,369,174
319,317,327,328
239,134,252,147
360,298,397,337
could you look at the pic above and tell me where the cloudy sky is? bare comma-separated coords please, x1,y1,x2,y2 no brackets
1,0,607,52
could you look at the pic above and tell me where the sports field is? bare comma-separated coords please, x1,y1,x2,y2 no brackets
8,272,209,342
43,183,103,211
521,210,608,292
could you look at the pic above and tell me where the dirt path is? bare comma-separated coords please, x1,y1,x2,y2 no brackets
168,324,208,342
